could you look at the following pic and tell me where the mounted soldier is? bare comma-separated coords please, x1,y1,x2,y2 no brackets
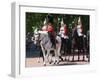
34,15,62,65
42,15,56,48
76,17,84,50
59,18,69,58
47,22,56,48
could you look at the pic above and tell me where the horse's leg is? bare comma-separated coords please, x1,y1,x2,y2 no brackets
37,50,41,63
78,49,80,61
48,53,53,64
72,40,75,62
40,44,46,66
37,56,40,63
42,49,46,66
68,42,71,62
54,49,59,64
83,38,86,61
46,50,50,63
64,44,67,61
65,39,70,61
58,44,63,61
64,39,67,61
72,48,75,62
72,43,75,62
78,38,81,61
69,39,72,61
77,43,80,61
82,48,85,61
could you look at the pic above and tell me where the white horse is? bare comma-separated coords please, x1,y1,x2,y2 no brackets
34,30,62,66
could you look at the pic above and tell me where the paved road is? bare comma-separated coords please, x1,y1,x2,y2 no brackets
25,55,89,67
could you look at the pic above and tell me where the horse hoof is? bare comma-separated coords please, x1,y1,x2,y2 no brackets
43,63,46,66
49,61,53,64
52,61,57,65
44,64,46,66
53,62,56,64
55,61,59,65
65,58,67,61
57,62,59,64
59,56,63,61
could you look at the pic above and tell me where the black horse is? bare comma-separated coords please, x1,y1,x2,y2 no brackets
71,27,87,61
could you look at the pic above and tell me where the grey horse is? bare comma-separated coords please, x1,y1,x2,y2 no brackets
34,30,62,66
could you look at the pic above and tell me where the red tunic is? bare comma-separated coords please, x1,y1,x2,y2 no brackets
47,25,54,32
64,25,68,35
47,25,56,37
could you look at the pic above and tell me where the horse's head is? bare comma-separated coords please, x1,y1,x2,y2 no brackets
34,29,40,45
34,29,48,45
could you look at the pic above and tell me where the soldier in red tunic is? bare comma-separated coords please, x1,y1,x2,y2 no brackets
47,23,56,48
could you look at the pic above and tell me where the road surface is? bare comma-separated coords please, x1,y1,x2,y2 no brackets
25,55,89,67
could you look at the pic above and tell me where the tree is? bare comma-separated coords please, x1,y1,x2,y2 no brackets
26,13,89,35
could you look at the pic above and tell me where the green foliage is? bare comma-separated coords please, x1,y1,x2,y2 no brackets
26,12,89,34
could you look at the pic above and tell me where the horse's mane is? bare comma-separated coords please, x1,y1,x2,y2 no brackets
38,31,48,34
38,31,48,36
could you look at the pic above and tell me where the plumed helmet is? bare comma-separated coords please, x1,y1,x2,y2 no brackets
43,18,47,25
61,18,64,26
78,17,82,24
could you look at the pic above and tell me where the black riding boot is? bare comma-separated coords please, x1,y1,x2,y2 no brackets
48,32,56,48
